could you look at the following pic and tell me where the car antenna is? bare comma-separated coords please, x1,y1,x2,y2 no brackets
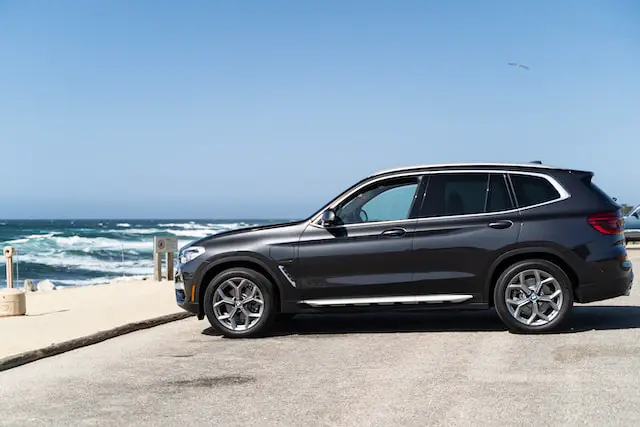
529,160,543,164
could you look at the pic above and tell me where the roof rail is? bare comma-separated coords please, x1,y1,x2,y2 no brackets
370,162,560,176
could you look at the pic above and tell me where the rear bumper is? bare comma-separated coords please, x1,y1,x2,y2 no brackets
574,267,634,303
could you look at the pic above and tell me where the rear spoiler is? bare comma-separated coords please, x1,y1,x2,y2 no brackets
577,172,620,209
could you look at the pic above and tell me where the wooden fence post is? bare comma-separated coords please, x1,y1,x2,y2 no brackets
153,236,177,281
3,247,14,289
166,252,174,281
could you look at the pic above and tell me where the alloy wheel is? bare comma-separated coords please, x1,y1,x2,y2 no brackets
212,277,265,331
504,269,564,327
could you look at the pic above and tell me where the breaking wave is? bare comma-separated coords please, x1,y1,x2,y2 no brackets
0,219,274,287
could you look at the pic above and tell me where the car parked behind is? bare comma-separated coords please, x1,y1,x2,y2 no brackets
624,205,640,243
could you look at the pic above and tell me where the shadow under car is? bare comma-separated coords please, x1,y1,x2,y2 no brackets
201,304,640,338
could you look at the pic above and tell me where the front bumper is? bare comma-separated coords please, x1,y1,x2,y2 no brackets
175,269,199,316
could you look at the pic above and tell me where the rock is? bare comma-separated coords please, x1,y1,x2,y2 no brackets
36,280,57,291
23,280,37,292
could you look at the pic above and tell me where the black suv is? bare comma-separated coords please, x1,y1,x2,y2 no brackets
175,162,634,337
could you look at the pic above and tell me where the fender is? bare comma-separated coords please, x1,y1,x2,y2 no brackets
483,244,574,299
195,251,288,304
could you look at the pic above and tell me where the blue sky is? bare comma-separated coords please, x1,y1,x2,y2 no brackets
1,0,638,219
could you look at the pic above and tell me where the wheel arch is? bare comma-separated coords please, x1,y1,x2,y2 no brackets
197,254,284,317
485,248,579,306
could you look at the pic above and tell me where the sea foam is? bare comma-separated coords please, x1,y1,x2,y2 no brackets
0,219,263,287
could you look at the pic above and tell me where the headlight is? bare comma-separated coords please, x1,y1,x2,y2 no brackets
179,246,206,264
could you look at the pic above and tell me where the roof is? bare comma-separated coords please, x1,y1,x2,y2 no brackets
369,162,591,177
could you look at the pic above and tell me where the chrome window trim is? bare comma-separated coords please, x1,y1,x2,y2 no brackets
309,169,570,229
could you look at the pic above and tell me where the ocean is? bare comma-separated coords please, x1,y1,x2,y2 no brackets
0,219,287,288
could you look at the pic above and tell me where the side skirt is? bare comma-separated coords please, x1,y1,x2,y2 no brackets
298,294,473,307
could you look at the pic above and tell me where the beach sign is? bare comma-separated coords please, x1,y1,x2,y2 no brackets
154,235,178,254
153,235,178,281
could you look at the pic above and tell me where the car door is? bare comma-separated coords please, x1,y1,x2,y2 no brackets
409,172,521,302
289,174,425,303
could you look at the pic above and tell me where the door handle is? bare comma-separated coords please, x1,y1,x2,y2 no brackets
488,220,513,229
381,228,406,237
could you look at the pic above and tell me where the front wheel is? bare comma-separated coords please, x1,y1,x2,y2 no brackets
494,259,573,333
203,267,277,338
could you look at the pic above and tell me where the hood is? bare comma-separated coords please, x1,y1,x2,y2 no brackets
182,219,306,250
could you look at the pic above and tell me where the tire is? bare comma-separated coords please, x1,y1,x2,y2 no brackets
203,267,277,338
493,259,573,333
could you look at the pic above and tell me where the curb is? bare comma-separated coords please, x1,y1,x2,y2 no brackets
0,312,194,372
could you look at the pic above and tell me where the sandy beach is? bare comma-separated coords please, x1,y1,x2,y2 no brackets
0,277,185,361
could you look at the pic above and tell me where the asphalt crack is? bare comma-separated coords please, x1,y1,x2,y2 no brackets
167,375,257,388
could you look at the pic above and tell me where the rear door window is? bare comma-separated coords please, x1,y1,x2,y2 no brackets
420,173,489,217
418,172,516,218
509,174,560,208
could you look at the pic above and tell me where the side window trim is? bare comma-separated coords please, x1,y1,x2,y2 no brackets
408,175,428,219
494,173,516,210
413,175,431,220
310,169,570,227
482,173,491,213
504,173,519,209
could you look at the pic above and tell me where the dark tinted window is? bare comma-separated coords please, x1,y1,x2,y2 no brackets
510,174,560,207
486,174,514,212
420,173,489,217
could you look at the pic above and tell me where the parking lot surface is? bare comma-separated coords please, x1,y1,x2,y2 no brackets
0,251,639,427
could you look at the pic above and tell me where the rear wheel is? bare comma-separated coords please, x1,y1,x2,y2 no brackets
494,259,573,333
203,267,277,338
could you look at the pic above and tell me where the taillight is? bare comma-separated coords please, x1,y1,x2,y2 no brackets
587,212,624,235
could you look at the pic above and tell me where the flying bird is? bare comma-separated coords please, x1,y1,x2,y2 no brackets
508,62,530,70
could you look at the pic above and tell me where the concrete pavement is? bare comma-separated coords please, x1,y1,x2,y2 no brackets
0,251,638,427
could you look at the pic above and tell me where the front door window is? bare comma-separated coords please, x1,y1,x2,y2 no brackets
334,177,419,225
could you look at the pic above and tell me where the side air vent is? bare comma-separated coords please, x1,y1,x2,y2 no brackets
278,265,297,288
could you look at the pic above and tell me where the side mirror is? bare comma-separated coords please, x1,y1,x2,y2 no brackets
320,209,337,227
633,211,639,219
